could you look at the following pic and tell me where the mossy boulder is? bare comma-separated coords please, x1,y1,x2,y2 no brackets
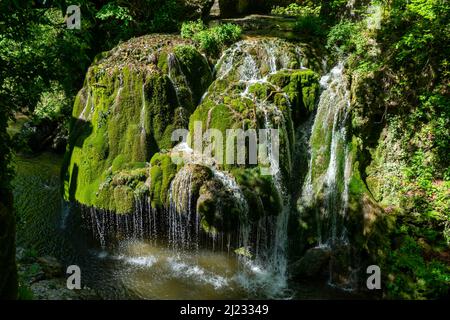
167,162,213,213
149,152,179,209
189,39,319,182
63,35,212,213
187,39,320,234
196,177,244,234
232,167,282,221
268,69,319,123
290,246,331,279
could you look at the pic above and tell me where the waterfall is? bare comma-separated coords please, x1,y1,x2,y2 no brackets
167,166,196,250
298,63,355,290
81,196,158,249
78,89,91,120
82,39,313,297
213,39,304,294
167,52,193,105
140,83,146,133
300,63,351,245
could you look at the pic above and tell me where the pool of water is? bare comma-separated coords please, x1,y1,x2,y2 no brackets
13,152,354,300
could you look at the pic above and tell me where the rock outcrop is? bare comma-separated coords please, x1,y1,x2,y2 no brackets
63,35,212,213
63,35,321,241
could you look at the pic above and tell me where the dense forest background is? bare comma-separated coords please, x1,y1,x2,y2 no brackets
1,0,449,299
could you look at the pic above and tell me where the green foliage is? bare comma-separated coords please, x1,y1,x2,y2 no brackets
326,21,360,53
96,3,133,24
323,0,450,299
17,283,34,300
181,19,207,38
294,15,327,38
272,3,321,17
386,236,450,299
94,0,183,48
0,5,91,115
330,0,348,10
33,82,68,122
181,20,242,55
271,2,326,38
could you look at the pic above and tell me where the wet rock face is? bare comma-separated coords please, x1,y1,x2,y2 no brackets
190,39,319,178
63,35,212,213
290,246,331,279
64,35,322,252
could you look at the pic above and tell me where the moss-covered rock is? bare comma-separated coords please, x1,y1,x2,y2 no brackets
63,35,212,213
189,39,319,180
268,69,319,123
182,39,321,236
196,178,244,234
290,246,331,279
232,167,282,221
149,152,180,208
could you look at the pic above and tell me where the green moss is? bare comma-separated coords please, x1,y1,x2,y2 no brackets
267,70,292,88
232,167,282,220
174,44,212,104
248,82,275,100
157,52,169,73
189,99,239,168
113,185,135,214
145,73,181,151
149,153,178,208
64,38,214,213
269,69,319,124
149,165,163,208
200,215,218,235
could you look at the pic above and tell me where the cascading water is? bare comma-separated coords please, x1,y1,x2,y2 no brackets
212,39,304,295
298,63,355,290
81,196,157,248
212,170,248,214
300,63,351,245
140,84,146,133
167,52,193,104
167,166,196,249
80,39,336,298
